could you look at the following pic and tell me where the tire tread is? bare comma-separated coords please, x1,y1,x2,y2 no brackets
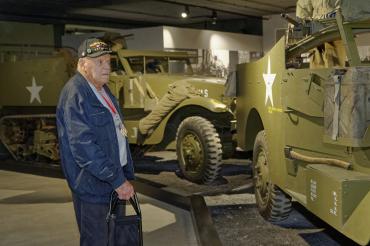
176,116,223,184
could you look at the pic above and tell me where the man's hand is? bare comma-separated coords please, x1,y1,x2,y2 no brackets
115,180,134,200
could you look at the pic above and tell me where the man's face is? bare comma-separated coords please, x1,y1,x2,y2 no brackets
84,54,111,87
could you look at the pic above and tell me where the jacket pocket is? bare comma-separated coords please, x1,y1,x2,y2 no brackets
90,111,110,126
86,175,111,195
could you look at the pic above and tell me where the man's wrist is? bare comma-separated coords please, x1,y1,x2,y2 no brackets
111,175,125,190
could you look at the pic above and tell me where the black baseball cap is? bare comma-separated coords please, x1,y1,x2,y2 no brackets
78,38,112,58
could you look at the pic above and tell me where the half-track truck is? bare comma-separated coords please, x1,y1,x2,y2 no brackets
0,47,234,184
236,4,370,245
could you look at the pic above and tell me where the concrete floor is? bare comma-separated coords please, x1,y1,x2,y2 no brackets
0,170,197,246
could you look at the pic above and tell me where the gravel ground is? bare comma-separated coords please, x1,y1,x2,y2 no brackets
209,200,351,246
211,204,309,246
135,151,359,246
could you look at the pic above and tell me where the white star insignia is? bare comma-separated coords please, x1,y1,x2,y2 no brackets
262,56,276,107
26,76,43,104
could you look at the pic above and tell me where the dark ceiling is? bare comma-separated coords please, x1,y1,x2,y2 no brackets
0,0,297,33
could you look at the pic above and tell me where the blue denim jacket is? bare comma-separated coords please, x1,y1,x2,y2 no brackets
56,72,135,204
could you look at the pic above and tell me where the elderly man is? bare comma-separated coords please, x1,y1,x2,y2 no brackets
56,38,135,246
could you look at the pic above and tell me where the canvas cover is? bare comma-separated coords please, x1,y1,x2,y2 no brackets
324,67,370,145
309,41,346,68
297,0,370,21
138,80,200,135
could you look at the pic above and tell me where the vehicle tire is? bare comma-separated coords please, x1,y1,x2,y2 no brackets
176,116,222,184
253,130,292,222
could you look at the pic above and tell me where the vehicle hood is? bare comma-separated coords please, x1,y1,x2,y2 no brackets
143,74,227,101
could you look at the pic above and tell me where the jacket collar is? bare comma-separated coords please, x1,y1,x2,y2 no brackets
76,72,121,113
76,72,105,108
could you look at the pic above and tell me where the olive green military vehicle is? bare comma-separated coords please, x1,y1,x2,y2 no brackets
0,47,234,184
236,5,370,245
108,49,234,184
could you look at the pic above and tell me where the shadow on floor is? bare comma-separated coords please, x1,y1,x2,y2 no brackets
290,203,359,246
0,189,73,204
134,155,251,178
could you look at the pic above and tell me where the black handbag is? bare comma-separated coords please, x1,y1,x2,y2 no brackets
107,191,143,246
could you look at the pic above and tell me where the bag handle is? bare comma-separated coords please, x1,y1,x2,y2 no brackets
129,192,141,216
106,191,141,222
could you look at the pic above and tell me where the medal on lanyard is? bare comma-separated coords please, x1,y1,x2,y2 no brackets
100,90,128,137
120,123,128,137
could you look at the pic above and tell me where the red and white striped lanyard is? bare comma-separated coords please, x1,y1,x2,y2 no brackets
99,90,117,115
99,89,128,137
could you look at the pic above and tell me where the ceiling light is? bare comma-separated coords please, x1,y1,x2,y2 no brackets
181,6,189,18
211,10,217,24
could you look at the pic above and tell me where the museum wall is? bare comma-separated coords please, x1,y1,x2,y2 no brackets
63,26,164,52
262,13,294,53
162,26,262,51
120,26,164,50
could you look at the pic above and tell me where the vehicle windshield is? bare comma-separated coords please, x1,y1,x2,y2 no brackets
127,56,144,74
127,56,193,74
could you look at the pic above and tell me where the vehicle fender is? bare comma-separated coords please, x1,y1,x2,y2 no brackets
239,107,264,151
177,97,230,113
143,97,231,145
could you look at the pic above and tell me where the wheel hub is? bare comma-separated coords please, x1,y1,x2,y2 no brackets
180,131,204,172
